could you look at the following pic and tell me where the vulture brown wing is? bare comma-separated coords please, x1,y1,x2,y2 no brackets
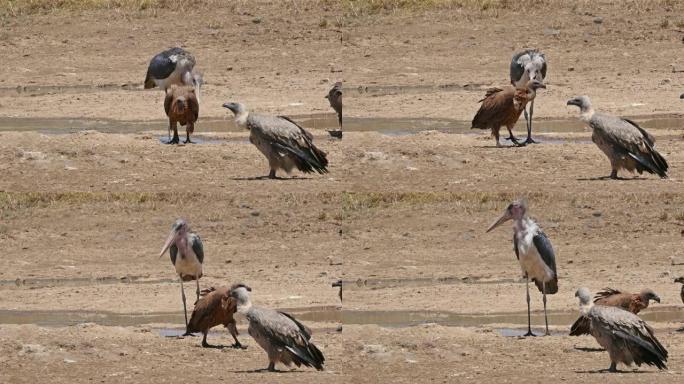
187,288,224,333
471,87,514,129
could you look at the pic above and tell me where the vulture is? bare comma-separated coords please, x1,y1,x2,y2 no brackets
471,79,546,147
486,199,558,336
567,96,668,179
325,82,343,138
675,277,684,304
159,219,204,331
186,283,251,348
164,85,199,144
144,47,203,98
510,49,547,144
223,102,329,179
230,285,325,372
571,287,661,336
571,287,668,372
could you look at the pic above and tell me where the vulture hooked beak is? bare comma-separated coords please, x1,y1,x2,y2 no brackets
222,102,237,113
675,277,684,284
486,209,512,233
567,98,581,107
653,295,661,303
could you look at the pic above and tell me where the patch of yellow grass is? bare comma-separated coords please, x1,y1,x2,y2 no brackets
0,191,199,210
0,0,227,16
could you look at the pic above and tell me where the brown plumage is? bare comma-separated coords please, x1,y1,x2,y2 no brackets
594,288,660,314
471,80,546,147
325,82,342,138
186,283,251,348
164,85,199,145
571,287,660,336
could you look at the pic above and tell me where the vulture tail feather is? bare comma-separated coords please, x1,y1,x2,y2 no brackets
613,329,667,369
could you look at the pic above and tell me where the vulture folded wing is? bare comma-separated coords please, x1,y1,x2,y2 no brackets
249,309,325,370
569,314,591,336
532,232,558,294
272,116,329,174
188,91,199,121
187,288,224,332
591,306,668,369
621,118,668,177
591,115,668,178
471,87,513,129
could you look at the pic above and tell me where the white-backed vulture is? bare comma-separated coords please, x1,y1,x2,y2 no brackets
571,288,668,372
223,102,329,179
230,285,325,372
567,96,668,179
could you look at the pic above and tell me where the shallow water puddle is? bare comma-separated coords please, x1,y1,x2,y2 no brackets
1,307,680,329
0,275,176,288
0,115,679,137
0,306,341,327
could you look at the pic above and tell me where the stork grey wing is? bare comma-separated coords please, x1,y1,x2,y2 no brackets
190,234,204,264
169,244,178,265
145,49,182,88
532,231,558,294
512,234,520,260
509,52,526,83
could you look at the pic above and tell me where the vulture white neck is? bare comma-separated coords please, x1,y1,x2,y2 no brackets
236,300,253,314
579,108,595,123
234,110,249,127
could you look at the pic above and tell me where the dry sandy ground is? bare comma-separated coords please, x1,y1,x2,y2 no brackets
1,1,684,383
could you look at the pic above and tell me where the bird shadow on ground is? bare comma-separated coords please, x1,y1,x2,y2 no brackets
230,176,312,181
576,176,641,181
574,347,605,352
230,368,301,374
574,369,653,374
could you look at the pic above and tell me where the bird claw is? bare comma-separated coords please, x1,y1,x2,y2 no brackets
166,138,180,145
182,331,196,337
524,137,538,144
183,139,194,144
232,343,247,349
523,331,537,337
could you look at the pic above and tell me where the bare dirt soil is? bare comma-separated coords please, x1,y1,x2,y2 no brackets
1,1,683,383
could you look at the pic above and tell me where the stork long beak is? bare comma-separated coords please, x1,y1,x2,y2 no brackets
486,211,512,233
159,229,178,258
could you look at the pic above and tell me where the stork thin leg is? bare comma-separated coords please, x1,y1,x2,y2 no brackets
523,276,535,337
179,278,188,328
542,283,550,336
524,101,538,144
